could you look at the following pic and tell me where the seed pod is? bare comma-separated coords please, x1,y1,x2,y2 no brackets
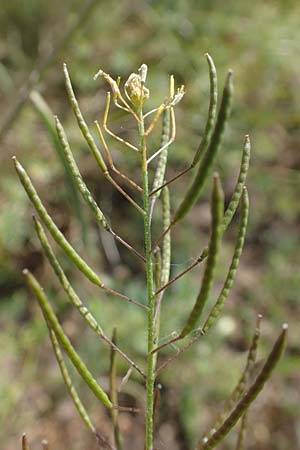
55,116,110,231
151,109,171,200
23,269,112,409
161,186,171,286
13,157,104,287
179,174,224,338
192,53,218,167
202,187,249,334
33,217,104,336
63,63,108,175
48,327,96,433
173,70,233,225
222,135,251,231
198,324,288,450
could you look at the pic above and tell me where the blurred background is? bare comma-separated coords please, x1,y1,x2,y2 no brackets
0,1,299,449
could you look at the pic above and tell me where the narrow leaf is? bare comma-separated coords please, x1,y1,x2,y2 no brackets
173,70,233,225
179,174,224,338
48,325,96,432
192,53,218,167
198,324,288,450
54,116,110,230
202,187,249,334
13,157,104,287
23,269,112,409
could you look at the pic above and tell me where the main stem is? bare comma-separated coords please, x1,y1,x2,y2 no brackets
139,108,156,450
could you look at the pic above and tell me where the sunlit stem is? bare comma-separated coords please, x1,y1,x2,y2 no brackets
103,92,139,152
95,120,142,192
147,108,176,165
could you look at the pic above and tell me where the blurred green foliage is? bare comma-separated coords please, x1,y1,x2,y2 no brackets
0,1,299,449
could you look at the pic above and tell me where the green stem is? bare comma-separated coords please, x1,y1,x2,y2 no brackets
139,108,155,450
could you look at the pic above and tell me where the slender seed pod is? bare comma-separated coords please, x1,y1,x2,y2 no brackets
161,186,171,286
172,70,233,225
154,248,162,291
48,326,96,432
191,53,218,167
13,157,104,287
235,413,248,450
179,174,224,338
30,91,86,239
151,109,171,199
222,135,251,231
23,269,112,409
63,63,108,175
198,324,288,450
33,217,104,335
109,328,123,450
22,435,31,450
205,314,261,439
54,116,110,231
202,187,249,334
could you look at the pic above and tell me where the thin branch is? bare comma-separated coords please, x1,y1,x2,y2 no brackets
95,120,142,192
103,92,139,152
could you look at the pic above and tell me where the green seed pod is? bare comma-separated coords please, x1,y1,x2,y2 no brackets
173,70,233,225
161,186,171,286
179,174,224,338
202,187,249,334
151,109,171,199
23,269,112,409
48,327,96,433
222,135,251,231
63,63,108,175
55,116,110,231
13,157,104,287
34,217,104,336
192,53,218,167
198,324,288,450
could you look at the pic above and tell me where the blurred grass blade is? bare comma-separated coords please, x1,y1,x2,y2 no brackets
172,70,233,225
23,269,112,409
0,0,100,143
191,53,218,167
54,116,110,231
13,157,104,287
222,135,251,230
48,325,96,433
151,109,171,199
202,187,249,334
198,324,288,450
30,91,87,243
33,216,104,335
179,174,224,338
109,328,123,450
